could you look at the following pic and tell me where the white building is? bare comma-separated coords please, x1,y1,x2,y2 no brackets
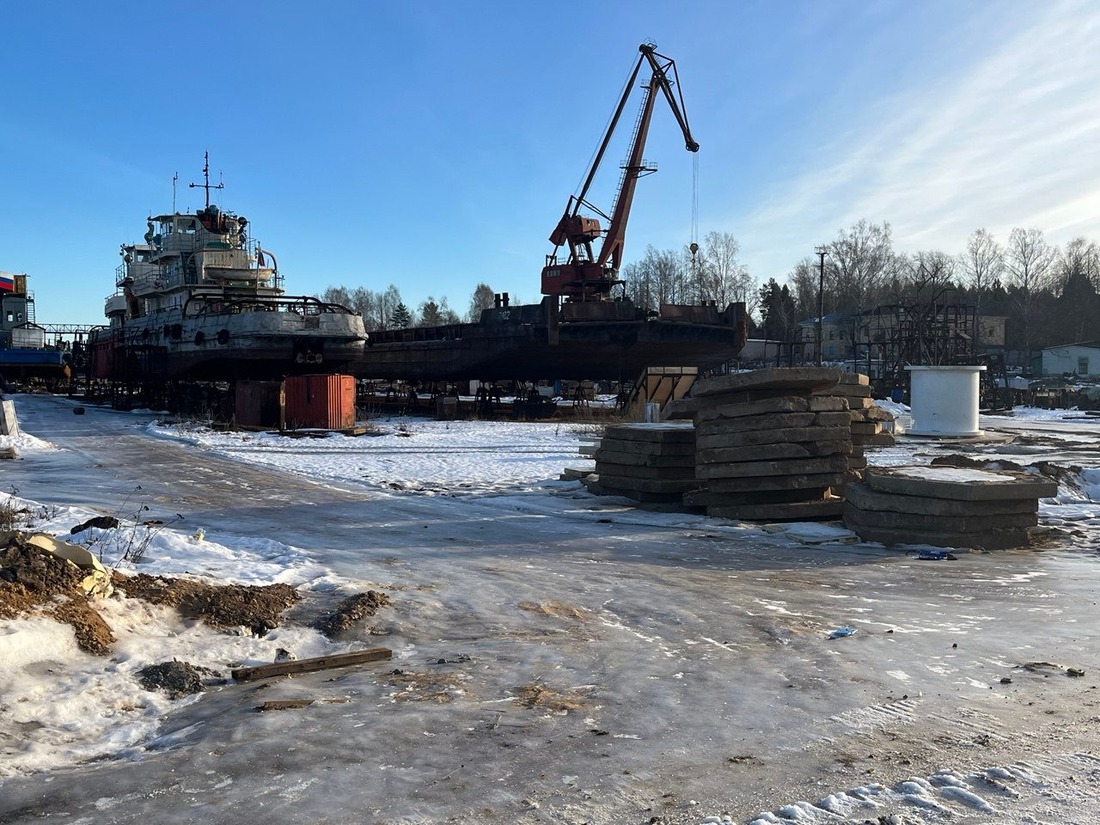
1041,342,1100,377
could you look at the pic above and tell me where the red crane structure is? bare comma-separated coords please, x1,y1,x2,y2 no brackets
541,43,699,302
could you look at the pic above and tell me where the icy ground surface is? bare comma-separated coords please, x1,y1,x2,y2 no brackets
0,394,1098,824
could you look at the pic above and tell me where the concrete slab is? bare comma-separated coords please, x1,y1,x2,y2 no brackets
863,466,1059,501
844,482,1039,517
581,474,686,503
696,455,851,480
594,449,696,468
851,421,883,436
853,432,896,447
683,487,831,507
696,412,817,435
0,400,19,436
601,423,696,444
594,462,696,480
692,395,848,422
843,517,1033,551
708,498,845,522
706,472,846,493
588,473,700,495
862,406,894,422
815,411,855,428
692,367,844,398
843,505,1038,532
696,440,852,465
695,425,851,451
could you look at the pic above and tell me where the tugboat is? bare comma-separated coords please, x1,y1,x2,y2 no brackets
90,155,367,388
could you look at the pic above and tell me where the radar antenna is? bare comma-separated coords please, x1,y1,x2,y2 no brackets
189,151,224,208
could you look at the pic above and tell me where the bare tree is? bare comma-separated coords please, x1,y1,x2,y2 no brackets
1056,237,1100,342
826,220,897,312
1004,227,1056,355
899,250,958,299
625,245,684,310
622,261,650,310
961,228,1002,349
693,230,753,308
467,282,495,322
375,284,403,332
321,286,353,307
961,228,1003,295
787,257,819,321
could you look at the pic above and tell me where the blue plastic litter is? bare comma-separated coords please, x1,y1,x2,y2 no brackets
827,626,857,639
916,549,957,561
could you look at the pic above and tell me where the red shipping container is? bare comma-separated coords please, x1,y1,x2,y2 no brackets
283,374,355,430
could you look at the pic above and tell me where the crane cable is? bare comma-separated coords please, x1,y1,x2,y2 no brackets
690,152,700,263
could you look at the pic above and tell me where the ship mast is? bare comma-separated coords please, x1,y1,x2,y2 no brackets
188,151,224,209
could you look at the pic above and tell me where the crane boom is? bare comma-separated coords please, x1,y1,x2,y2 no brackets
541,43,699,301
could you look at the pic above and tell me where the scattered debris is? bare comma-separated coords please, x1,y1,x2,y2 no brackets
313,590,391,638
1019,661,1085,678
257,699,314,711
254,698,352,711
518,599,592,620
515,683,588,712
112,573,300,635
827,626,857,639
138,660,216,699
69,516,121,535
231,647,392,682
914,548,958,561
0,533,118,653
1,530,113,597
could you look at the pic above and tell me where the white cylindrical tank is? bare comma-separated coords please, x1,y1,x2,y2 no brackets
905,365,986,436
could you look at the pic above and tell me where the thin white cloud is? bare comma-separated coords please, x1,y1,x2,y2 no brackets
736,1,1100,278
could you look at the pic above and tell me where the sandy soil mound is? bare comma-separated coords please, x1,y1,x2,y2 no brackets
313,590,391,637
0,537,116,654
112,573,301,635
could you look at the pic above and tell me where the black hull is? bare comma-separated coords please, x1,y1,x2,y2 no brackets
354,299,748,382
91,299,747,386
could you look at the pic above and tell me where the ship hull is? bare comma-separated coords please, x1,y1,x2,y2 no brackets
354,298,747,382
91,307,367,383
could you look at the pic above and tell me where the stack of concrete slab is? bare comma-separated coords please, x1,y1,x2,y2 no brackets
582,422,697,503
686,367,852,521
844,466,1057,550
813,372,894,477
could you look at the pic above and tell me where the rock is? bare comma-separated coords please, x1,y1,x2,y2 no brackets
138,660,208,699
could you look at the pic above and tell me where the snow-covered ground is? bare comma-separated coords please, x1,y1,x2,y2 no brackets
1,394,1098,824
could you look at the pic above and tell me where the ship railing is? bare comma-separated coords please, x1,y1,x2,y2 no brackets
181,294,359,318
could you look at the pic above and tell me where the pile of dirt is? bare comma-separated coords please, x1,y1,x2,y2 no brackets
52,597,116,655
0,539,83,595
138,660,218,698
0,536,116,654
314,590,391,638
112,573,301,636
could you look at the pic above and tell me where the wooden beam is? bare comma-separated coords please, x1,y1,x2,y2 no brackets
232,647,392,682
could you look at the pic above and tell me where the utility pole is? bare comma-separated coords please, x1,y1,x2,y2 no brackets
815,246,827,367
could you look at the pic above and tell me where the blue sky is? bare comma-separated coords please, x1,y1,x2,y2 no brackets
3,0,1098,326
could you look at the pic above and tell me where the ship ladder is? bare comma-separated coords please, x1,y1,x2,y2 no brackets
621,366,698,421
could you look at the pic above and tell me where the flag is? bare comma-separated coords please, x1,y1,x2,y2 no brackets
0,274,14,293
